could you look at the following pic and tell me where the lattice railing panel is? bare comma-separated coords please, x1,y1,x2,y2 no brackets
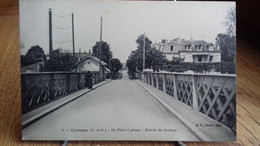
158,74,164,91
142,71,236,132
78,73,86,89
22,74,51,113
69,74,79,92
144,73,148,84
152,74,157,88
165,74,174,97
148,74,152,85
54,74,67,97
197,76,236,131
176,75,193,107
21,72,100,114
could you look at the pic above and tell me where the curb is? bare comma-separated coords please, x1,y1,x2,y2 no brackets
135,80,211,141
22,80,111,129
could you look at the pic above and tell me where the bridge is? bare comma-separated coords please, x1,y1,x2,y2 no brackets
21,70,236,141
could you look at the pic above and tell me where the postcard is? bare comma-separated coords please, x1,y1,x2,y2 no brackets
20,0,236,141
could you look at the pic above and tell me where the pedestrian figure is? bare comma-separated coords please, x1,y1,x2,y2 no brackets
85,71,93,89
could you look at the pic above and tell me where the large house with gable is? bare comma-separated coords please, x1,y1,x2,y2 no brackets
152,38,221,63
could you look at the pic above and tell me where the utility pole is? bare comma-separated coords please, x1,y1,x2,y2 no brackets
143,33,146,71
99,17,103,81
49,8,53,60
72,13,75,57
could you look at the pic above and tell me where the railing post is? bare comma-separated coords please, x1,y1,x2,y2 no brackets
92,72,95,85
162,73,166,93
96,72,98,83
147,73,149,84
21,74,27,112
67,73,71,93
49,73,55,99
143,72,147,83
192,75,199,110
151,73,154,87
77,73,81,89
93,73,95,84
173,74,178,99
156,73,159,89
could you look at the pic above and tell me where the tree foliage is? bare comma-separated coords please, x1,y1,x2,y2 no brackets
92,41,113,64
136,34,152,50
126,34,167,78
110,58,123,79
21,45,46,67
162,57,187,72
216,33,236,62
40,49,77,72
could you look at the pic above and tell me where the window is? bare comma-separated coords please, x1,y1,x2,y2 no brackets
196,45,202,51
208,46,214,51
198,56,202,62
88,61,91,64
185,45,191,50
170,45,173,51
210,56,213,62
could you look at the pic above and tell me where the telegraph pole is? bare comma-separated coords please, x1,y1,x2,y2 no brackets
99,17,103,81
72,13,75,57
49,8,53,60
143,33,146,71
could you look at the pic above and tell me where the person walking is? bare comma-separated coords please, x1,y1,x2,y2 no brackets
85,71,93,89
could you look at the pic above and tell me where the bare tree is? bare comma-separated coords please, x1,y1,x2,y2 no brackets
225,7,236,37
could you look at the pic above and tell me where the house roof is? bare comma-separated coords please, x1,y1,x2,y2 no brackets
155,38,218,53
21,60,45,70
75,55,107,66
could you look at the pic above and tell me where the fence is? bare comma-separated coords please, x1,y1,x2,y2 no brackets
21,71,100,114
143,71,236,132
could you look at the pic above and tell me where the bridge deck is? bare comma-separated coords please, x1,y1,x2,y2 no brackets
22,71,234,141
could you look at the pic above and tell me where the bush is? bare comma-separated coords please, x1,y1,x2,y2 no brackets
165,62,235,74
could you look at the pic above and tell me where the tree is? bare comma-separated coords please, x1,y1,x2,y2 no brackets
216,7,236,62
225,7,236,37
146,48,167,72
110,58,123,79
21,45,46,67
40,48,77,72
126,34,166,78
136,34,152,50
92,41,112,64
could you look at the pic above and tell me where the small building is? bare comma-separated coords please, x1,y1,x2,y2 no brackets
21,61,45,73
75,55,110,80
153,38,221,63
60,49,91,61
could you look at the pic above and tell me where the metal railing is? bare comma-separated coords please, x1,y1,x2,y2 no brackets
21,71,100,114
143,71,236,132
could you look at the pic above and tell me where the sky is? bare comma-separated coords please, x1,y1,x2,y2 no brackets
20,0,235,63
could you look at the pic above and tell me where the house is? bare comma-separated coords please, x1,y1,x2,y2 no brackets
153,38,221,63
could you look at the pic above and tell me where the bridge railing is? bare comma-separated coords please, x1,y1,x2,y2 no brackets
21,71,100,114
143,71,236,132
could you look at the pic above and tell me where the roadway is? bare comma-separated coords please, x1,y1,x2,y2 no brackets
22,70,198,141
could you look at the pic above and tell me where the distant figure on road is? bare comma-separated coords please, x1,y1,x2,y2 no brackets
85,71,93,89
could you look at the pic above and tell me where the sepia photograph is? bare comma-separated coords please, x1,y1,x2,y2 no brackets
20,0,236,141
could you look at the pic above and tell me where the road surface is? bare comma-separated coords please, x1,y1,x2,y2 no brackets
22,70,198,141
